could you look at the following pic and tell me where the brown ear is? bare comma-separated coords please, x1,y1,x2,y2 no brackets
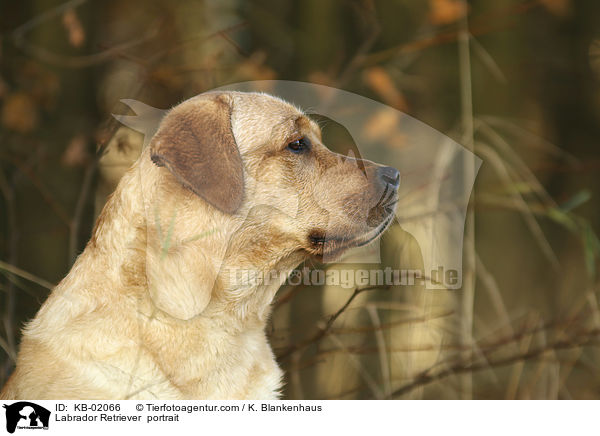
150,95,244,213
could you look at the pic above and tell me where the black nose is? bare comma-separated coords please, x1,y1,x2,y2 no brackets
377,166,400,188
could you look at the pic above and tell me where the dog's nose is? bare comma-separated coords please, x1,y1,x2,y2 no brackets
377,166,400,188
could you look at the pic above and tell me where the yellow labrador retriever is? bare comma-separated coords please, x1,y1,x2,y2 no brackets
0,91,399,399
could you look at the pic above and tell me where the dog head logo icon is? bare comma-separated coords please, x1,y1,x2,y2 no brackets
2,402,50,433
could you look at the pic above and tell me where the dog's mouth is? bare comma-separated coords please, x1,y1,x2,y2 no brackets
307,197,398,262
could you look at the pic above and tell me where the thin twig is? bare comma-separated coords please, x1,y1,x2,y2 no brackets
276,285,387,362
12,0,160,68
392,329,600,398
457,1,476,400
69,159,97,264
0,167,18,378
335,1,380,88
362,0,540,67
366,304,391,397
0,260,56,291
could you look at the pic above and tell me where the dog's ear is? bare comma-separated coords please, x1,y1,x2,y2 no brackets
150,94,244,214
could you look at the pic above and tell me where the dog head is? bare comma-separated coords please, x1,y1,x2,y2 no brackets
143,91,399,319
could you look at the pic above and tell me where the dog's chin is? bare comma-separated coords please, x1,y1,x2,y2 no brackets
306,211,396,263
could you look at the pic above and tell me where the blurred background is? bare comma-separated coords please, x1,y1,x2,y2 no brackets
1,0,599,399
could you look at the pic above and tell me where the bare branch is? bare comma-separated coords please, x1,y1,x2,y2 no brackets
276,285,388,363
391,329,600,398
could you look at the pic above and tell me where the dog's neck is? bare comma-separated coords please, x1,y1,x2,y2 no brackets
89,156,302,330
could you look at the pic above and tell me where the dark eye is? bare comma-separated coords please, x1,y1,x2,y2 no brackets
287,137,311,154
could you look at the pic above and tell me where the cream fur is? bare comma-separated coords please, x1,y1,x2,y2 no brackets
0,91,397,399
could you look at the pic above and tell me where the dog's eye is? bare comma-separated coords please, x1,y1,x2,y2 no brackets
287,137,311,154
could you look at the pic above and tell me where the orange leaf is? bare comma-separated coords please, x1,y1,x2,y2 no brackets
363,67,408,111
1,92,39,133
62,8,85,48
428,0,468,26
61,135,90,167
540,0,570,17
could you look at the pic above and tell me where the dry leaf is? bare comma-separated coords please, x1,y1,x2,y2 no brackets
1,92,39,133
363,67,408,111
363,108,401,142
235,52,277,81
387,132,408,150
149,65,185,90
20,61,60,109
62,135,90,167
589,40,600,78
0,76,7,100
428,0,468,26
62,8,85,48
305,72,340,102
307,71,334,87
540,0,571,17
